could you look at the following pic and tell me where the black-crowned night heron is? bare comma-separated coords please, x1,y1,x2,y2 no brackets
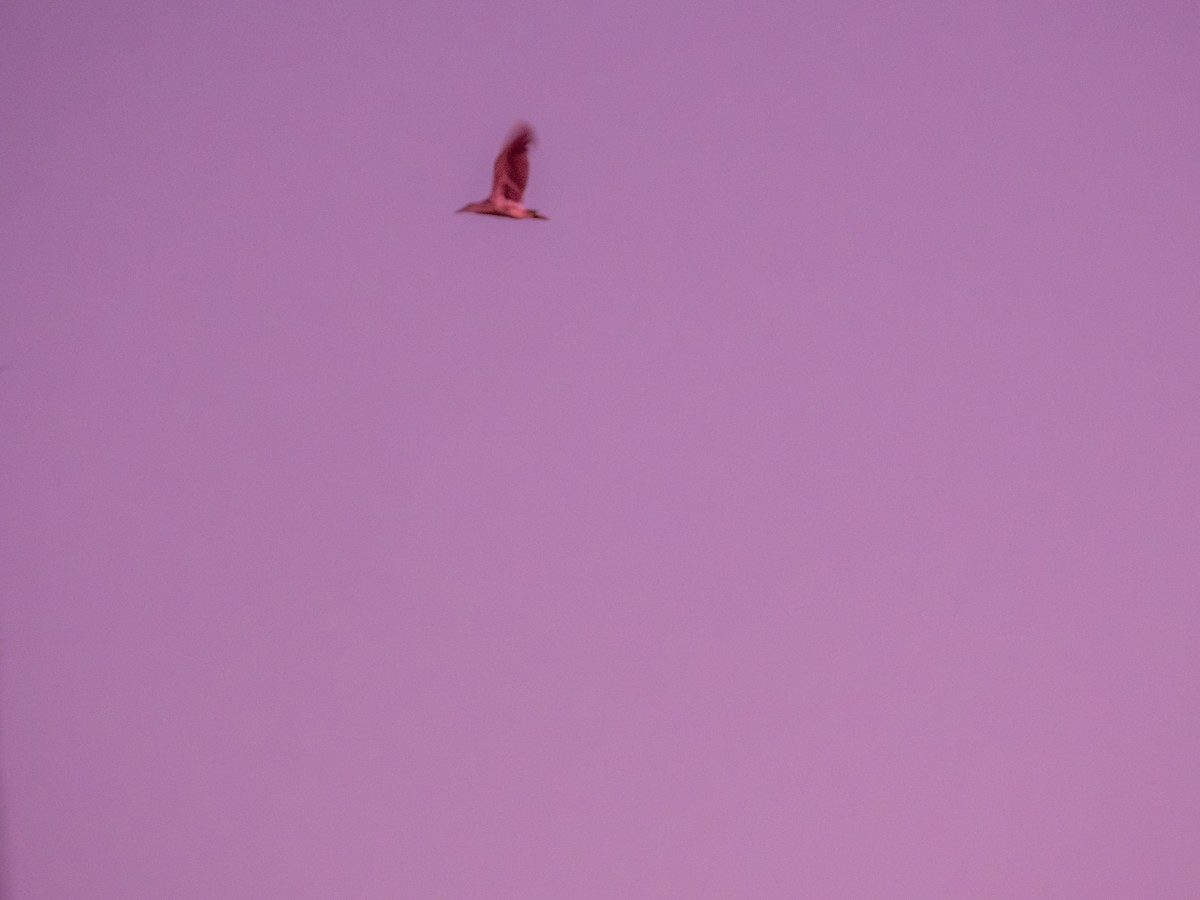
457,122,548,220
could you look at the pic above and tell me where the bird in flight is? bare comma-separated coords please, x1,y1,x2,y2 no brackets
457,122,548,220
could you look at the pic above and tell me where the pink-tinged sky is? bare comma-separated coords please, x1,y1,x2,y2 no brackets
1,1,1198,897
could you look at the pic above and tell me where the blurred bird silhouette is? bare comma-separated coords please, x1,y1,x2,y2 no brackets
457,122,548,220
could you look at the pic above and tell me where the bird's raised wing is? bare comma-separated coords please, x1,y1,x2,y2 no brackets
490,122,534,203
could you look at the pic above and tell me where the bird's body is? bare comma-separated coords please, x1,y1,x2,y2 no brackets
457,122,548,220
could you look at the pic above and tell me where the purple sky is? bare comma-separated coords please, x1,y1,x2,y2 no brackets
2,1,1198,897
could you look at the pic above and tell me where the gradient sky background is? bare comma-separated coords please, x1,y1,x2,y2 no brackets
2,1,1198,897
